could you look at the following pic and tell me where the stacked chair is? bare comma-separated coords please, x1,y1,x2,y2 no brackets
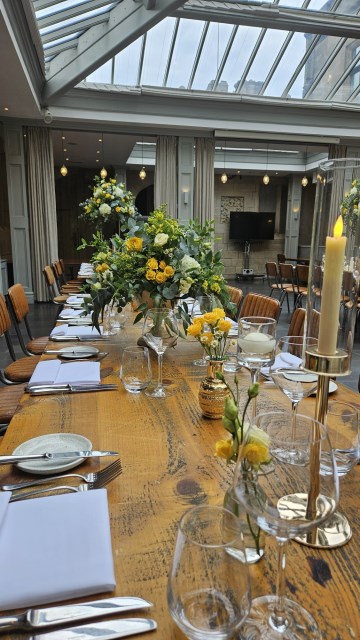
52,260,83,294
43,266,69,306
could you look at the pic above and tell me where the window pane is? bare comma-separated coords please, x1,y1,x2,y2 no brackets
242,29,289,96
113,37,142,86
264,32,306,97
305,36,357,100
166,19,205,88
141,17,176,86
192,22,234,90
86,59,112,84
218,26,262,93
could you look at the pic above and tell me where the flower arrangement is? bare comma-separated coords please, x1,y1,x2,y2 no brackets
340,178,360,236
79,205,234,327
186,308,233,360
79,175,137,231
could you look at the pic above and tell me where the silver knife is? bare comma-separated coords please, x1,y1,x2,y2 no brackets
30,618,157,640
25,384,118,395
0,451,119,465
0,598,153,631
50,336,107,342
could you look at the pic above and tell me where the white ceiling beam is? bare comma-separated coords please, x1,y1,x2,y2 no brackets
37,1,116,30
43,0,186,103
41,12,111,44
175,1,360,39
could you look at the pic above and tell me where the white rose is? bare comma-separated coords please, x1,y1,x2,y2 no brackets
180,255,201,273
154,233,169,247
99,203,111,216
94,188,102,198
114,187,124,198
350,187,357,195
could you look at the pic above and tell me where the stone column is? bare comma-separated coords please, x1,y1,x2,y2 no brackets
285,176,302,259
178,137,194,223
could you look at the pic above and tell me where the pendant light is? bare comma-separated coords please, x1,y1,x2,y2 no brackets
263,145,269,185
301,147,308,187
139,137,146,180
221,142,228,184
60,133,68,177
100,134,107,179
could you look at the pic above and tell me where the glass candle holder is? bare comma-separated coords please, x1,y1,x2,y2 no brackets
305,158,360,378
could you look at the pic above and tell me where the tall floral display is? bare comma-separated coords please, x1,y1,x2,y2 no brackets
79,175,137,232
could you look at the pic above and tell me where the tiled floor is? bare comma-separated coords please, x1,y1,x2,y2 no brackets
0,282,359,393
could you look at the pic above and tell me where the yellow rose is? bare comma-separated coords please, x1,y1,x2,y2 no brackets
213,307,225,319
217,319,233,333
159,260,167,270
215,439,234,460
147,258,158,270
187,323,202,337
155,271,165,284
164,265,175,278
115,206,121,213
95,262,109,273
105,193,111,199
242,443,270,468
146,270,156,281
203,311,218,325
200,331,213,345
126,237,143,252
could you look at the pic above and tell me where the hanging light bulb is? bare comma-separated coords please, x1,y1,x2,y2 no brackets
221,172,228,184
301,175,308,187
263,173,270,185
263,145,270,185
100,166,107,179
100,134,107,179
139,136,147,180
60,132,68,177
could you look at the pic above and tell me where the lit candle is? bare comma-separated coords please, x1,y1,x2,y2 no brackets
318,215,347,355
238,332,276,355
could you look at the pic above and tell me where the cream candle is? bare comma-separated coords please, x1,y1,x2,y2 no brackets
318,215,347,355
238,332,276,355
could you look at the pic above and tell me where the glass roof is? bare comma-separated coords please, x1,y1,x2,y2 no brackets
32,0,360,106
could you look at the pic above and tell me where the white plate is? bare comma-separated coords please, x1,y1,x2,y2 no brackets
310,380,338,396
13,433,92,475
58,346,99,359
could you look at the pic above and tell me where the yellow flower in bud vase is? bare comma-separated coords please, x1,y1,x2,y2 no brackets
242,443,271,469
164,265,175,278
187,322,203,337
200,331,214,345
146,270,156,281
147,258,158,270
215,439,234,461
217,319,233,333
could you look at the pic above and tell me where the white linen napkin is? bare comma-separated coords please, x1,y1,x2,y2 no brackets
50,325,103,337
261,351,302,377
28,361,101,386
59,309,84,318
66,295,88,303
0,490,116,610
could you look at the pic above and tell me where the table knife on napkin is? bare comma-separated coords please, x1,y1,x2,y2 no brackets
0,597,153,632
30,618,157,640
50,336,107,342
0,451,119,465
25,384,118,395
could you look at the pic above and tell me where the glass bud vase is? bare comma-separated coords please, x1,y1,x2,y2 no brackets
223,485,265,564
198,359,229,419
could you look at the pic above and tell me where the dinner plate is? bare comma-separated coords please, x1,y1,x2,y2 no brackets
310,380,338,396
12,433,93,475
57,346,99,359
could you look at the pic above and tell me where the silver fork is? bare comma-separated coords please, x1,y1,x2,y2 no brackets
8,460,122,502
2,459,121,491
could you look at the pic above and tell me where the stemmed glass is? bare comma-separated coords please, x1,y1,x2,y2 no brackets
191,295,214,366
167,505,251,639
237,316,277,417
233,411,339,640
142,308,179,398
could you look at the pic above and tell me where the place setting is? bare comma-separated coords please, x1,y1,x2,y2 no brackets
23,359,117,395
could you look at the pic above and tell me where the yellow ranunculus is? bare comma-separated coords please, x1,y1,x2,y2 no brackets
105,193,111,199
115,206,121,213
213,307,225,319
164,265,175,278
95,262,109,273
187,323,202,337
203,311,218,325
155,271,165,284
159,260,167,270
242,443,270,468
125,237,143,252
215,439,234,460
145,270,156,281
147,258,158,270
217,319,233,333
200,331,213,345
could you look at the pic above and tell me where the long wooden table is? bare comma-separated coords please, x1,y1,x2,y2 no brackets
0,312,359,639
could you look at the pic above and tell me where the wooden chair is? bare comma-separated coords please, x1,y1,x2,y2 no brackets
0,295,41,384
287,307,306,337
265,261,290,312
277,253,286,265
226,286,243,320
43,266,68,306
308,309,320,338
7,284,49,356
294,264,309,308
51,261,82,294
0,384,25,434
239,292,280,320
279,263,298,308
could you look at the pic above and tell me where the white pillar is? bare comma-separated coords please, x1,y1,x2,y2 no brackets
285,176,302,259
178,137,194,223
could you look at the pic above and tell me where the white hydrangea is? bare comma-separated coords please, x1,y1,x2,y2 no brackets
114,187,124,198
99,203,111,216
180,255,201,273
154,233,169,246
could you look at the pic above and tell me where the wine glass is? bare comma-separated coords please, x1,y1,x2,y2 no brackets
237,316,277,417
191,295,215,366
142,308,179,398
167,504,251,639
233,412,339,640
269,336,319,464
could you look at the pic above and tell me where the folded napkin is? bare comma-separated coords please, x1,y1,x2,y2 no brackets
261,351,302,377
50,324,103,337
0,490,115,610
66,294,89,304
29,361,101,386
59,309,85,318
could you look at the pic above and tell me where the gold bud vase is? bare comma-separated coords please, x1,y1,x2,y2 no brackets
198,359,230,419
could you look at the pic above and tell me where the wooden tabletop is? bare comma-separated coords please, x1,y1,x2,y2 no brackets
0,310,359,639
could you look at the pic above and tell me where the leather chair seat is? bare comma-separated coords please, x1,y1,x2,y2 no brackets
4,356,41,383
0,385,24,423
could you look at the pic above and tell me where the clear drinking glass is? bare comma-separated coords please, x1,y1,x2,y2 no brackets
142,308,179,398
191,295,214,366
167,505,251,640
120,346,152,393
321,401,359,476
237,316,277,416
233,412,339,640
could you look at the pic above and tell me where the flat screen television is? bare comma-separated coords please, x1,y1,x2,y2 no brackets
229,211,275,241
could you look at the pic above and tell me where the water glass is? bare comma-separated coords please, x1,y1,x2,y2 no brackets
321,401,359,476
167,505,251,640
120,346,152,393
